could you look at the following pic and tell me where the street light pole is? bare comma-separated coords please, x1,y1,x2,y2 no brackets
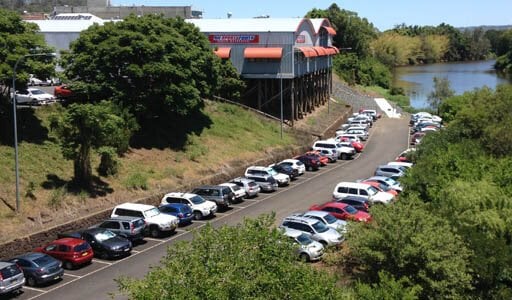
12,52,56,213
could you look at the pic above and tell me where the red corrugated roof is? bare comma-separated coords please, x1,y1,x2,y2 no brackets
214,47,231,59
244,47,283,59
296,47,318,58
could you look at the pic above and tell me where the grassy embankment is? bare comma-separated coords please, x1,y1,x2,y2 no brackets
0,101,295,242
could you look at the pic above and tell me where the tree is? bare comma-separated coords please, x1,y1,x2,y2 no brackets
50,101,137,186
61,15,243,129
427,77,454,112
117,214,346,299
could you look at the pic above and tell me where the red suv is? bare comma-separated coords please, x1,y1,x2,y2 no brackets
34,238,93,269
53,85,73,99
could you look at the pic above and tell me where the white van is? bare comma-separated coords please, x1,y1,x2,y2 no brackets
332,182,394,204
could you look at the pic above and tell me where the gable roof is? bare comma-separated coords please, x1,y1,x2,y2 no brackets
187,18,314,33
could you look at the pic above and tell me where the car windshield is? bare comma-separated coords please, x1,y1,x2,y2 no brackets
296,233,313,245
33,255,54,267
296,161,304,166
323,214,338,224
94,230,116,242
144,207,160,218
383,177,398,185
368,186,378,196
190,195,206,204
345,205,358,214
378,183,390,191
30,89,45,95
268,168,278,176
311,221,329,233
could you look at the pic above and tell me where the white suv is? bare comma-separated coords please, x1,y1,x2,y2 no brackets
160,192,217,220
111,203,179,237
332,182,394,205
219,183,247,202
245,166,290,187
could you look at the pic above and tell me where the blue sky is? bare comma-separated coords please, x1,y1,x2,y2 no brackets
112,0,512,31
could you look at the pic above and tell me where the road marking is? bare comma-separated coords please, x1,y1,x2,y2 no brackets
131,250,140,254
92,259,113,265
175,228,187,233
143,237,165,242
241,199,259,202
23,286,46,293
229,205,247,209
191,220,207,223
63,273,81,278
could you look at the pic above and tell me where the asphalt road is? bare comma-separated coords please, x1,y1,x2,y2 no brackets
8,115,409,300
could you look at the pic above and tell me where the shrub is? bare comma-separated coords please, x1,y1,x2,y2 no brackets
124,173,148,190
97,146,119,176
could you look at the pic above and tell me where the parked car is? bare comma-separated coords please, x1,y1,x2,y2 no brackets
366,176,403,193
280,215,343,247
374,165,407,180
332,181,394,204
309,202,371,223
230,177,261,198
335,136,365,153
312,140,356,160
278,159,306,175
344,128,369,141
294,155,320,171
395,148,416,163
305,151,329,166
245,174,278,192
359,109,381,120
28,74,58,86
95,216,146,243
295,210,347,232
192,185,235,207
0,261,25,295
58,228,132,260
111,203,179,237
362,180,399,197
54,84,73,99
281,227,324,262
387,161,413,169
14,88,55,105
160,192,217,220
34,238,93,269
268,163,299,180
8,252,64,287
245,166,290,186
158,203,194,225
219,182,247,202
334,195,371,212
410,132,426,145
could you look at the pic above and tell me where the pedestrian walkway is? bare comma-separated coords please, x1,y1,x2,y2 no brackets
374,98,401,118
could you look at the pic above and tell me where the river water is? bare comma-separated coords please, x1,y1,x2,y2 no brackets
393,60,512,109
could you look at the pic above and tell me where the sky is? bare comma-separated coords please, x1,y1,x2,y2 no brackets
112,0,512,31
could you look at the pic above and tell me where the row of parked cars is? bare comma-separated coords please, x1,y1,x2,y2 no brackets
0,109,382,295
409,111,443,146
277,110,420,262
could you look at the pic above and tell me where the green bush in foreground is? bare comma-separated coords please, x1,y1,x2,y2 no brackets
117,214,346,299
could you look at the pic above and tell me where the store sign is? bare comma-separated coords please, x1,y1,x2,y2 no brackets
208,34,259,44
296,35,305,43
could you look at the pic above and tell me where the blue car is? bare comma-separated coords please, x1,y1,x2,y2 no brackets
9,252,64,287
158,203,194,225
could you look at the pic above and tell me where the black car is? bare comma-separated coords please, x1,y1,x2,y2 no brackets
294,155,320,171
270,163,299,180
334,195,371,212
58,228,132,260
9,252,64,287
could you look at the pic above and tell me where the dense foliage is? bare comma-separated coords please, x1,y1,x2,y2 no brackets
493,29,512,74
117,214,345,299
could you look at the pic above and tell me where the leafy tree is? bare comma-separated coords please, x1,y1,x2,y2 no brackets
117,214,346,299
354,271,421,300
50,101,137,186
61,15,242,129
427,77,454,112
344,197,473,299
463,27,491,60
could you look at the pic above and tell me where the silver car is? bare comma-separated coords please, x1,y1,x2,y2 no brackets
299,211,347,233
374,165,407,180
282,228,324,262
280,215,343,246
230,177,261,198
0,261,25,295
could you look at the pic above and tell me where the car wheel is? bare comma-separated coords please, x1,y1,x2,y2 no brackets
307,165,312,171
341,153,348,160
99,251,109,260
26,276,37,287
194,211,203,220
149,226,160,238
319,240,328,247
299,253,310,262
63,261,74,270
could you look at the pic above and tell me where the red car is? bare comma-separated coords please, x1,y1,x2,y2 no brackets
54,85,73,99
336,136,364,152
294,155,320,171
34,238,93,269
309,202,371,223
305,151,329,166
362,180,398,197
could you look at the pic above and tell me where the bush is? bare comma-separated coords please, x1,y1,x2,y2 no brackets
97,147,119,176
124,173,148,190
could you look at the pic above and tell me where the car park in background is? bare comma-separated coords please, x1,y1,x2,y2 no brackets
8,252,64,287
34,238,93,270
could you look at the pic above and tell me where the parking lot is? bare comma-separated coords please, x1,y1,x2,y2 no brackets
4,115,409,300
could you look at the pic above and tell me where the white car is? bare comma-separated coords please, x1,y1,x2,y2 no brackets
332,182,394,205
299,211,347,233
387,161,413,169
219,182,247,201
111,203,179,237
14,88,55,105
278,159,306,175
245,166,290,186
160,192,217,220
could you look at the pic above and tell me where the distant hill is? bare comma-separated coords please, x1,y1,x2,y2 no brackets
458,25,512,31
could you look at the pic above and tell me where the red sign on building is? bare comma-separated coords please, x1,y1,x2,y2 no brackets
296,35,305,43
208,34,260,44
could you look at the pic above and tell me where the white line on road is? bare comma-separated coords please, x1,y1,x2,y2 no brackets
23,286,46,293
63,273,81,278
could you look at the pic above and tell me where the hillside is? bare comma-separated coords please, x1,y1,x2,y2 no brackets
0,98,350,243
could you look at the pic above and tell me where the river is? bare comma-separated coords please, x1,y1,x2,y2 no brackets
392,60,512,109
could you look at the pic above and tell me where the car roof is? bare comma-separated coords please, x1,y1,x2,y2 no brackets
231,177,254,183
280,159,300,163
114,202,156,210
53,237,87,246
219,182,236,187
281,227,304,238
13,252,47,261
339,195,368,203
335,181,371,189
283,215,317,225
160,202,188,208
106,216,144,222
163,192,197,199
0,261,16,269
303,210,331,218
